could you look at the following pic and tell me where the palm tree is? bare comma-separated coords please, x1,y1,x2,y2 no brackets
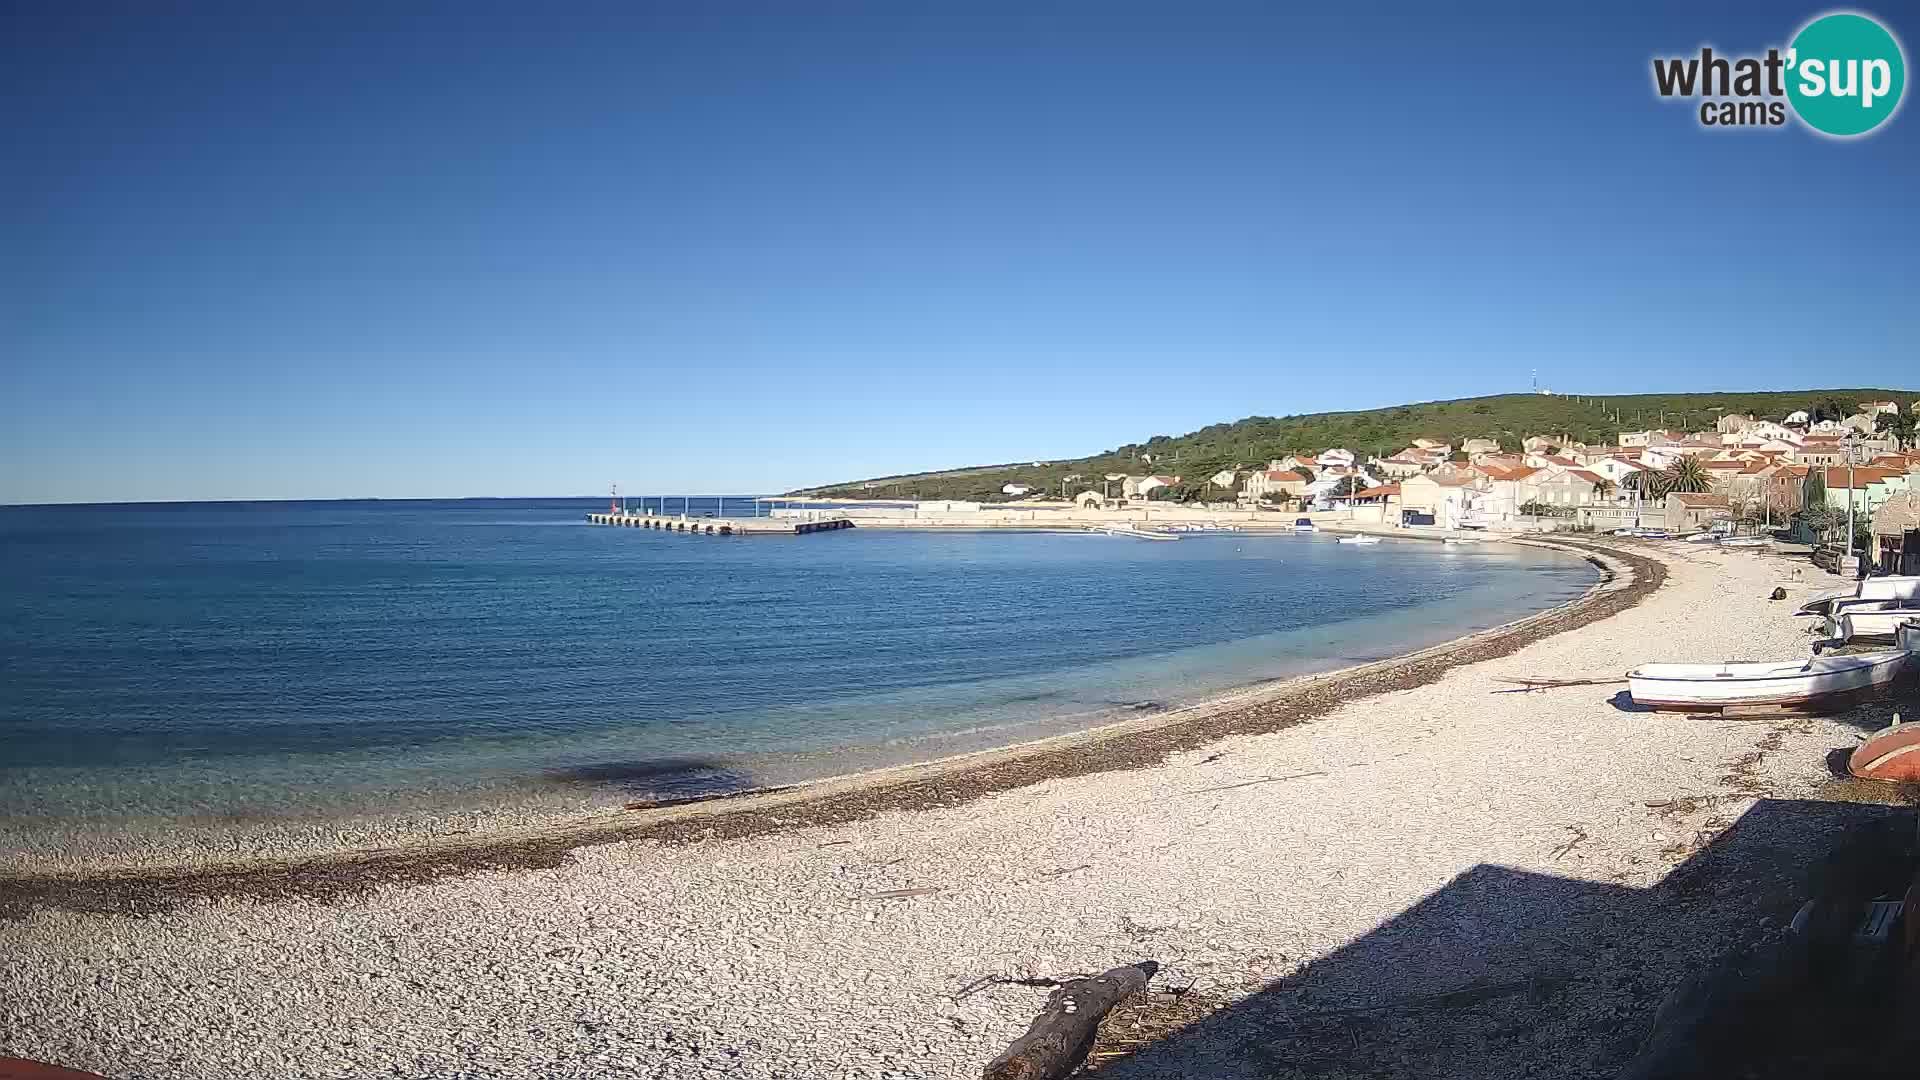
1663,456,1712,495
1590,477,1616,503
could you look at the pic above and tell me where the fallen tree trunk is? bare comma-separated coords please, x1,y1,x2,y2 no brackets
983,961,1159,1080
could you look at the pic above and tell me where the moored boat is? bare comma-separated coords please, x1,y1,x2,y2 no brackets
1292,517,1316,533
1335,534,1381,545
1627,651,1911,713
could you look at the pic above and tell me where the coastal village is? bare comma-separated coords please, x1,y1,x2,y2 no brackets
1073,398,1920,573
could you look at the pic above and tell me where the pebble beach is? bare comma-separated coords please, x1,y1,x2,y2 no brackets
1,538,1903,1079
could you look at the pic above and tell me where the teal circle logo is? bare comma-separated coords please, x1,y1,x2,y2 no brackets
1786,12,1906,136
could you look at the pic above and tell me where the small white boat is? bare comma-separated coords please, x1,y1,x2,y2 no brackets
1899,619,1920,654
1831,605,1920,644
1628,651,1911,712
1796,576,1920,618
1443,537,1482,546
1292,518,1316,533
1721,537,1769,548
1336,535,1381,545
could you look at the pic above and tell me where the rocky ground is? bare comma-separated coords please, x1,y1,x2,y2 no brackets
2,539,1908,1079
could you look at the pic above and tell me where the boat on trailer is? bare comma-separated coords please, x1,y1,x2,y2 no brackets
1627,651,1911,714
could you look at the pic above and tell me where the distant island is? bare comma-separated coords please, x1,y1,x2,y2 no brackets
794,388,1919,502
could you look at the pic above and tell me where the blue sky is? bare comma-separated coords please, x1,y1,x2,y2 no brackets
4,2,1916,503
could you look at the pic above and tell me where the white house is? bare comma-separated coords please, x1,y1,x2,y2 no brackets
1121,475,1179,499
1303,466,1379,508
1784,410,1810,426
1399,473,1482,529
1316,448,1357,469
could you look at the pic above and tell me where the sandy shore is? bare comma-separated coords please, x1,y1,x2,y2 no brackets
2,539,1908,1079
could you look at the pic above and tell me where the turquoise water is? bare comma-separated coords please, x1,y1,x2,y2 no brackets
0,500,1598,833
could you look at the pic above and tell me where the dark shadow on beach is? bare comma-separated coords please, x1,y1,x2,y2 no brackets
1084,797,1915,1080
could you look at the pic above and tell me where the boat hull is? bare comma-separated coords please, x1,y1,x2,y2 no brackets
1627,652,1911,713
1850,723,1920,783
1830,609,1920,644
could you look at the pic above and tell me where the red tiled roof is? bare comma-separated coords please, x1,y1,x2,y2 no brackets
1822,466,1900,489
1569,470,1606,485
1264,470,1306,482
1354,484,1400,498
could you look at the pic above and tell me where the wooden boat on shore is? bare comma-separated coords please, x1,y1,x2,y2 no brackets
1627,651,1911,713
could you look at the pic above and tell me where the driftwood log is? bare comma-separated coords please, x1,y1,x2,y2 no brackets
983,961,1158,1080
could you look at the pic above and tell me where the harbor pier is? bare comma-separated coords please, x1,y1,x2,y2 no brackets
586,510,854,536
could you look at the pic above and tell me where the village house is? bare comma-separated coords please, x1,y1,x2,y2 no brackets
1665,492,1731,532
1530,467,1604,510
1460,437,1502,458
1818,466,1912,521
1409,438,1451,453
1370,453,1432,480
1861,401,1900,416
1121,475,1179,499
1399,473,1480,530
1784,409,1811,427
1241,468,1309,504
1522,450,1580,469
1269,454,1318,475
1316,448,1357,470
1716,413,1756,435
1869,491,1920,575
1583,456,1652,489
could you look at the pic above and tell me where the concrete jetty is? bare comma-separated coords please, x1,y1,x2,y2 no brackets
586,511,854,536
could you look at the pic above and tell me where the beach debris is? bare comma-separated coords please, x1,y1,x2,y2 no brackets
1172,770,1326,799
983,961,1159,1080
1038,864,1091,879
863,886,941,900
1770,587,1789,600
1551,825,1589,861
1494,675,1627,693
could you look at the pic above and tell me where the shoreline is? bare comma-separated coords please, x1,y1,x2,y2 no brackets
0,537,1654,918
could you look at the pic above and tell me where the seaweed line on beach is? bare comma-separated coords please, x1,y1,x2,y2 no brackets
0,539,1664,920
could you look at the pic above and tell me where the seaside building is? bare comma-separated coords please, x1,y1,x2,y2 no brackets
1664,492,1731,532
1399,473,1480,529
1242,469,1308,504
1870,492,1920,574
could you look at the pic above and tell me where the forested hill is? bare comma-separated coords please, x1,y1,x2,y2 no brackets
794,389,1918,502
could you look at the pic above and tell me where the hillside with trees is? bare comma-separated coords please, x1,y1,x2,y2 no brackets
795,389,1918,503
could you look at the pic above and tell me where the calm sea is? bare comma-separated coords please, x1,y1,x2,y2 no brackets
0,499,1597,839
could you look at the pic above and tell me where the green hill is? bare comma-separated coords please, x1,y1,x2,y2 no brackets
796,389,1918,502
